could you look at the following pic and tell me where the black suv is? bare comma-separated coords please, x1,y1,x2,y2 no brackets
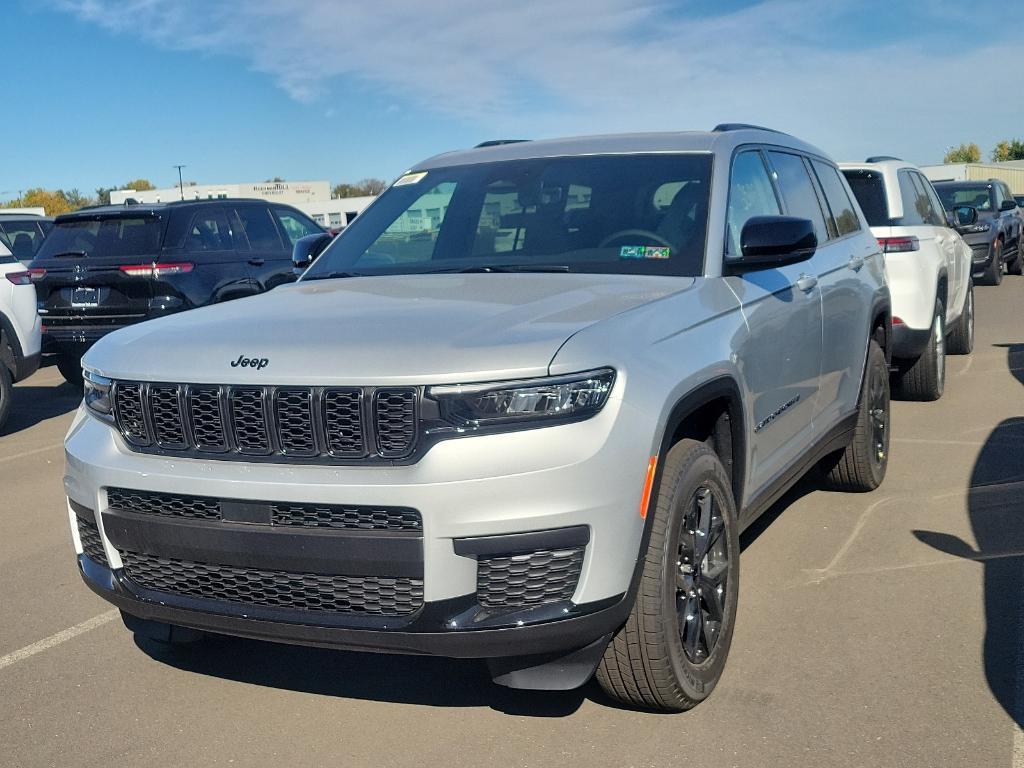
29,199,323,383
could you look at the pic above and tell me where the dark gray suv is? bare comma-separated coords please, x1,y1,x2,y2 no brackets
934,179,1023,284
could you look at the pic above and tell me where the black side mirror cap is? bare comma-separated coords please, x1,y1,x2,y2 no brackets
727,216,817,272
1000,199,1017,212
292,233,333,274
953,205,978,226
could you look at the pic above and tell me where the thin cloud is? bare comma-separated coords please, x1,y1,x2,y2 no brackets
53,0,1020,163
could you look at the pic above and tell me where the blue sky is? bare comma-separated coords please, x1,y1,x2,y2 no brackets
3,0,1018,200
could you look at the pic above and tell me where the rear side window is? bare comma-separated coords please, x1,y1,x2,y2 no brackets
273,208,322,246
910,173,945,226
186,209,233,250
841,170,889,227
36,216,164,259
234,206,283,251
767,151,828,244
0,241,15,264
0,220,47,260
725,151,781,255
895,170,927,226
812,161,861,236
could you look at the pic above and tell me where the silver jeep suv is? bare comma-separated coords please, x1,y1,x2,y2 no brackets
66,125,891,712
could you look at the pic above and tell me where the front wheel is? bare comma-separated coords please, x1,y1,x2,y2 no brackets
596,439,740,711
821,339,890,492
947,280,974,355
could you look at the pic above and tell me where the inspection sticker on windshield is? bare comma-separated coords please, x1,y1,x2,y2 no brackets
620,245,671,260
394,171,428,186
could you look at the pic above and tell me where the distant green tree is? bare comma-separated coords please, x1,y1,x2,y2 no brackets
944,143,981,163
991,139,1024,162
332,178,387,198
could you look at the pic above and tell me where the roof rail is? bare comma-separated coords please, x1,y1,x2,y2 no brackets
865,156,903,163
712,123,784,134
475,139,530,148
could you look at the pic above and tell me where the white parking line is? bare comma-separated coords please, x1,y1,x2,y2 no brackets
0,442,63,464
0,610,118,672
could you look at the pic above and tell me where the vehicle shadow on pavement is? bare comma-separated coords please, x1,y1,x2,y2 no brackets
1,383,80,437
913,342,1024,727
134,634,593,716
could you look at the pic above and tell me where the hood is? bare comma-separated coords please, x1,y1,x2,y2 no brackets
84,273,694,385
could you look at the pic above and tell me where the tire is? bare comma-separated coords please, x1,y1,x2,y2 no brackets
982,240,1004,286
1009,249,1024,276
0,364,11,433
56,352,84,387
893,300,945,402
947,280,974,355
595,439,740,712
821,339,890,492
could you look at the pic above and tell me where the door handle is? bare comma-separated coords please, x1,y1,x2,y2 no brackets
847,255,865,271
248,258,265,266
796,273,818,292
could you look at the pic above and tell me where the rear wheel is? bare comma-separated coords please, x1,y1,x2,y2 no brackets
983,240,1004,285
947,281,974,355
893,301,945,401
0,364,12,432
56,352,84,387
1009,245,1023,276
822,339,890,492
596,439,739,711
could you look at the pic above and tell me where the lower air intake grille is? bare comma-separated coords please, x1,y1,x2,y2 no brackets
119,552,424,616
476,547,584,608
271,502,422,531
76,515,109,567
107,488,221,521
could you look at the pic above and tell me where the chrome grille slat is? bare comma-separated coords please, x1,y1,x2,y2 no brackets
111,382,418,463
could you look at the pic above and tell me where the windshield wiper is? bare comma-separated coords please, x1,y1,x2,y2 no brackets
302,271,364,281
49,250,88,259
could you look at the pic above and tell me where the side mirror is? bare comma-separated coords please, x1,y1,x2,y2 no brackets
292,233,332,275
730,216,817,271
1000,199,1017,212
953,205,978,226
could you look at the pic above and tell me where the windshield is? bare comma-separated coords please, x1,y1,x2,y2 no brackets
935,184,993,212
303,153,713,279
35,216,164,259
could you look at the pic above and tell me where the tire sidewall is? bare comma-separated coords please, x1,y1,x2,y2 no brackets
863,340,890,486
658,448,740,701
0,364,11,431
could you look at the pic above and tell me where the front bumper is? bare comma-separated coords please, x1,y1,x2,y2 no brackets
64,389,651,658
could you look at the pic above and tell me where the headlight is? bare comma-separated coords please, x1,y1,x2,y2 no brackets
83,369,113,422
962,222,991,233
427,368,615,432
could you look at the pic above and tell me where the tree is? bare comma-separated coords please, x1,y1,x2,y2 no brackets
60,188,92,210
265,177,285,183
943,143,981,164
992,139,1024,162
122,178,155,191
332,178,387,198
3,188,77,216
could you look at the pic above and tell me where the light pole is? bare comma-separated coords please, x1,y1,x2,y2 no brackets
173,165,186,200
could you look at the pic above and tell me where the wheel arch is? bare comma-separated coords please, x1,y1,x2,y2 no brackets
657,376,747,513
0,311,22,377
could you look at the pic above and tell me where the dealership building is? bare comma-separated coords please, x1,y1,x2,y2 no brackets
109,180,375,228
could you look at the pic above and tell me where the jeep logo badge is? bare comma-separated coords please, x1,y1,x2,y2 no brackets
231,355,269,370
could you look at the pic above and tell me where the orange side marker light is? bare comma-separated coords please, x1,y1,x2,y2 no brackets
639,455,658,519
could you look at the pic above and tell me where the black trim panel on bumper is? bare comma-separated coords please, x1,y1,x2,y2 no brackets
891,324,931,361
78,555,628,659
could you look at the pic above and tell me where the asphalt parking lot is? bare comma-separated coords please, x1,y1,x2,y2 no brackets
1,278,1022,768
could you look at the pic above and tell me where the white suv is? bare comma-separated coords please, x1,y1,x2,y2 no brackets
841,158,973,400
0,241,42,428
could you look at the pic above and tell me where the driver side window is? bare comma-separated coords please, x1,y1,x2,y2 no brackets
726,151,781,255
